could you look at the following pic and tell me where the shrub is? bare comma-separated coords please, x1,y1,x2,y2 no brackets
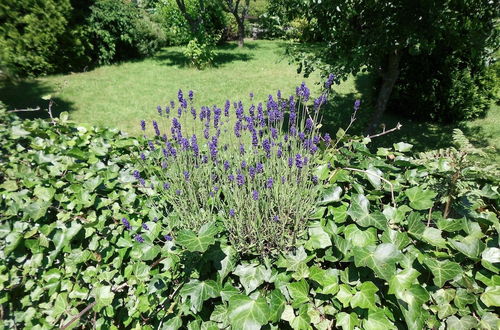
134,83,329,254
0,0,72,76
87,0,164,65
183,38,217,69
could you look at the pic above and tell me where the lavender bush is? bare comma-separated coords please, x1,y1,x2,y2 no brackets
134,77,336,254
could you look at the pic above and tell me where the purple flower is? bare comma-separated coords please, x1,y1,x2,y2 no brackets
133,170,145,186
175,189,181,195
183,171,190,180
140,120,146,131
305,118,314,132
249,92,254,100
177,107,182,117
170,100,175,108
241,161,247,169
252,190,259,200
209,136,218,160
157,106,162,116
122,218,132,230
180,137,189,150
202,155,208,163
239,144,245,155
163,182,170,190
142,223,149,230
277,90,282,99
266,177,274,189
256,162,264,173
161,161,167,169
191,107,197,120
271,127,278,140
281,176,286,184
224,100,230,117
214,107,221,128
148,141,156,151
313,135,320,144
288,157,293,168
298,132,305,141
234,120,242,138
188,90,194,100
249,166,256,179
296,154,303,169
325,73,335,88
272,215,279,222
134,234,144,243
229,209,235,217
204,126,210,140
140,153,146,161
277,145,283,158
153,217,158,222
191,135,199,157
290,126,297,137
164,234,173,241
354,99,361,111
262,139,271,158
228,174,235,182
251,130,259,147
312,176,319,185
324,133,331,145
237,173,245,186
178,89,184,103
166,106,171,116
223,160,230,171
314,95,327,112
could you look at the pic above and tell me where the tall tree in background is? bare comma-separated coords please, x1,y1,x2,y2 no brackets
221,0,251,47
273,0,499,133
174,0,206,37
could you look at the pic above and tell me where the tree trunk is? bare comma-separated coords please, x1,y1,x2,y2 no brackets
237,21,245,47
366,51,401,135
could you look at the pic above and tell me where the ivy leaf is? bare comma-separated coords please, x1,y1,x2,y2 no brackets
176,222,218,252
179,279,220,313
365,165,383,189
305,223,332,250
347,194,387,230
33,186,55,202
287,280,310,306
344,224,377,248
268,290,286,323
353,243,402,280
350,281,378,310
393,142,413,152
482,247,500,273
450,235,485,259
93,285,114,310
364,310,397,330
310,266,339,295
228,294,270,330
405,187,437,210
480,286,500,307
335,312,360,330
25,201,50,221
388,268,420,294
276,246,310,271
233,263,270,294
422,227,447,249
446,315,478,330
423,257,462,287
318,186,342,205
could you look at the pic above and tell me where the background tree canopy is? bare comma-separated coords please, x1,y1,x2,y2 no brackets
272,0,499,128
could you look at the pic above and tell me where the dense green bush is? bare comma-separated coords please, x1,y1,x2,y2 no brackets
390,52,499,122
183,38,217,69
1,86,499,328
87,0,165,65
0,0,72,76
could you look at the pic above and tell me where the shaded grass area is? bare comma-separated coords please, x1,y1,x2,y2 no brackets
1,39,498,162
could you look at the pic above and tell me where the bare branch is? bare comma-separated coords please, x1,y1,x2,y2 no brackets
366,122,402,139
8,106,41,113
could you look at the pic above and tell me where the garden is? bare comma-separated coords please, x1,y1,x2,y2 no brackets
1,1,499,329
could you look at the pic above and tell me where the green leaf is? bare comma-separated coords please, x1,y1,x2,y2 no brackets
422,227,447,249
287,280,310,306
365,165,383,189
335,312,359,330
388,268,420,294
318,186,342,205
350,281,378,310
93,286,114,309
446,315,477,330
347,194,387,230
176,222,218,252
305,223,332,250
364,310,397,330
344,224,377,248
268,290,286,323
405,187,437,210
180,279,220,313
423,257,462,287
437,217,465,232
228,294,270,330
480,286,500,307
393,142,413,152
233,263,270,294
310,266,339,295
450,235,485,259
276,246,309,272
33,186,55,202
25,201,50,220
353,243,402,280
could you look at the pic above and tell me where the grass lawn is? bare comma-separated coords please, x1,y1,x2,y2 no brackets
1,39,498,161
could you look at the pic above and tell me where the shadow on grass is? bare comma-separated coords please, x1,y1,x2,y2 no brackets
154,45,255,69
0,80,75,120
320,73,496,155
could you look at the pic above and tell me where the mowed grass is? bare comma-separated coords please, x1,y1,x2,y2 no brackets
1,39,498,161
1,40,321,135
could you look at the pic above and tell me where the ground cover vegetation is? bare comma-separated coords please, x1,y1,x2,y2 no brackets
1,78,499,328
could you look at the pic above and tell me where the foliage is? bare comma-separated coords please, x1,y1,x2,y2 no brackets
1,87,499,329
0,0,72,76
87,0,165,65
156,0,227,46
183,38,217,69
272,0,499,124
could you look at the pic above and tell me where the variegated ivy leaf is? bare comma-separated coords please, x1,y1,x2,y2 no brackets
233,263,271,294
176,222,218,252
179,279,220,313
228,294,270,330
423,257,462,287
347,194,388,230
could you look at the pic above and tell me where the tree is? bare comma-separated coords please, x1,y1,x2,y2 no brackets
272,0,499,132
221,0,251,47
